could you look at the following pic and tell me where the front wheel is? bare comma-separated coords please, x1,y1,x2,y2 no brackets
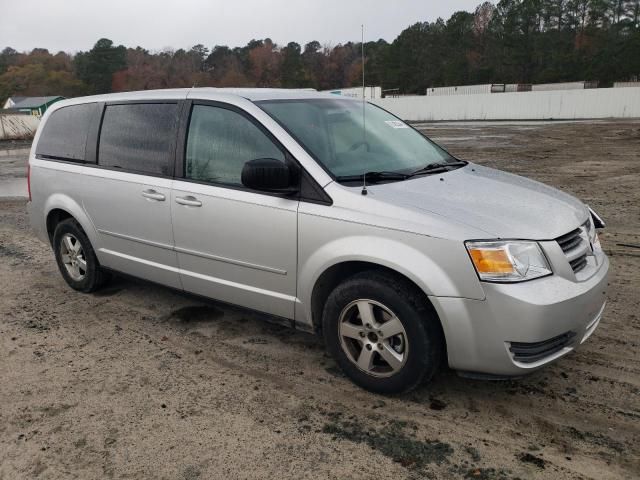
322,271,444,394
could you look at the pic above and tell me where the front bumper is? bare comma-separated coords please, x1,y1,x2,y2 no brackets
431,254,610,376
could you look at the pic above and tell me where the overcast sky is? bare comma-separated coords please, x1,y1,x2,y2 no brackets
1,0,481,53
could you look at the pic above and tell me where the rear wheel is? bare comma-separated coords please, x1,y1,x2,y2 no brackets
53,219,110,293
322,271,443,394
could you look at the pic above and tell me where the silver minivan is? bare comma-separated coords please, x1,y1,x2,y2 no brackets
28,88,609,393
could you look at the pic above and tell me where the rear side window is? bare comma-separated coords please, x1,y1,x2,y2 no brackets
36,103,97,161
98,103,178,175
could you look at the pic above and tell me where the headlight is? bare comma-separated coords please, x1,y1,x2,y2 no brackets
465,240,552,282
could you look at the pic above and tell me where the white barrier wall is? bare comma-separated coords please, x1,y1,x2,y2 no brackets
322,86,383,99
0,114,40,140
372,87,640,121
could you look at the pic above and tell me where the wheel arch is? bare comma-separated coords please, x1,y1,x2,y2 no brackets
46,208,73,244
43,194,99,249
310,258,440,325
299,233,468,318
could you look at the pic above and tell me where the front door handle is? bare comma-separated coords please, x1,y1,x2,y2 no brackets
175,195,202,207
142,189,166,201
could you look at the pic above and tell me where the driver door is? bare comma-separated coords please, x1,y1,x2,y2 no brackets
170,102,299,319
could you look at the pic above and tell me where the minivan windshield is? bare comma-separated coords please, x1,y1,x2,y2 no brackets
258,98,456,180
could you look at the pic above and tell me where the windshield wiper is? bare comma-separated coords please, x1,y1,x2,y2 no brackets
335,161,468,184
335,171,410,184
408,160,468,177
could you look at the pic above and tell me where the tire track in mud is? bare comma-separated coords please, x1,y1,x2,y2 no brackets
69,270,640,474
0,265,592,478
2,206,638,480
71,285,640,478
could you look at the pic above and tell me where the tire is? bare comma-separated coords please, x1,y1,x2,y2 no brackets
52,218,110,293
322,270,444,394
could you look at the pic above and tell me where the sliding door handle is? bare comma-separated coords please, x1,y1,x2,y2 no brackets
175,196,202,207
142,189,166,201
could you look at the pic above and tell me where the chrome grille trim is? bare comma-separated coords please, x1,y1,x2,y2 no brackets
557,229,583,252
569,255,588,273
556,223,590,274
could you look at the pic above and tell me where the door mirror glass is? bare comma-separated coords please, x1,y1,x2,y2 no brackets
241,158,294,192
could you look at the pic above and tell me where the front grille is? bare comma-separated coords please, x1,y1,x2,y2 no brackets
569,255,588,272
556,225,589,274
556,228,583,252
509,331,576,363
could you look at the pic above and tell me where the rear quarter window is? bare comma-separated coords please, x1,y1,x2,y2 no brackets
98,103,178,176
35,103,97,162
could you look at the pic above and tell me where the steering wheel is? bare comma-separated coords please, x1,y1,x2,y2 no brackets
349,140,371,152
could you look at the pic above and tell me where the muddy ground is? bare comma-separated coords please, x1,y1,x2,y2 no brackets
0,121,638,479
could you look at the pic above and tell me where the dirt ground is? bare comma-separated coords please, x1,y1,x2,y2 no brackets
0,121,638,480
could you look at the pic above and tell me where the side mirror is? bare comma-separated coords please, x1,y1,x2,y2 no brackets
241,158,296,193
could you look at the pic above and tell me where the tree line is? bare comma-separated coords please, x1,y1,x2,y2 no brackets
1,0,639,105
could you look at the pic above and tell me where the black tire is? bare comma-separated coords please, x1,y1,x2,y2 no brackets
322,270,444,394
52,218,110,293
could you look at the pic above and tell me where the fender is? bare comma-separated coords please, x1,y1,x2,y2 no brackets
296,233,485,327
42,193,102,257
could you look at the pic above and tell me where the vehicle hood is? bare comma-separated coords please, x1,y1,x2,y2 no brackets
366,164,588,239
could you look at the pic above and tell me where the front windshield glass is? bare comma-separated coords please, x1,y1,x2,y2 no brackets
258,98,454,178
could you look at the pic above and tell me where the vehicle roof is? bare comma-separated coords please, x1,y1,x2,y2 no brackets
191,87,342,101
51,87,352,108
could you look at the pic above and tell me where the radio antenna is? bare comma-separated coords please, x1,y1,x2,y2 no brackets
361,24,365,130
361,24,368,196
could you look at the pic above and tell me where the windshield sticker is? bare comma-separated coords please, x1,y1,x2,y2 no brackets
384,120,409,129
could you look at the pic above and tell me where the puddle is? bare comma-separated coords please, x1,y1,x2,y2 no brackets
0,242,31,260
322,416,453,470
160,305,226,338
0,148,30,157
430,136,478,142
0,178,28,198
169,305,224,323
92,285,124,297
414,119,613,128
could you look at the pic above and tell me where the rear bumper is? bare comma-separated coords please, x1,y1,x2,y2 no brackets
26,200,49,244
432,255,610,376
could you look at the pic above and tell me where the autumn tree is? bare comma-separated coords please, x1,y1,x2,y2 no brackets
0,48,85,102
2,0,640,103
74,38,126,94
280,42,306,87
248,39,282,87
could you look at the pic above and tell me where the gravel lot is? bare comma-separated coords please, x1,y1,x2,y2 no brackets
1,121,639,479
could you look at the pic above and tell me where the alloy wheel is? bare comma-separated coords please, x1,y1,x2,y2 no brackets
338,299,409,378
60,233,87,281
